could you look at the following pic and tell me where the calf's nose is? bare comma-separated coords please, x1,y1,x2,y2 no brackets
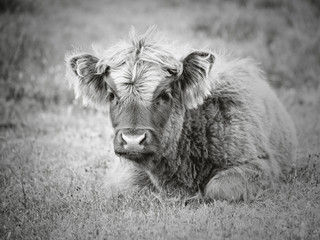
121,132,147,151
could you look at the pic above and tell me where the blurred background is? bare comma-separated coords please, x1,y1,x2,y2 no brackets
0,0,320,239
0,0,319,114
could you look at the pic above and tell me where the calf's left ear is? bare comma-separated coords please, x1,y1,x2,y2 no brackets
66,53,109,109
179,51,215,109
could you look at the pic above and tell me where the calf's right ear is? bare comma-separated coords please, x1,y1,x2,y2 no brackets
66,53,109,108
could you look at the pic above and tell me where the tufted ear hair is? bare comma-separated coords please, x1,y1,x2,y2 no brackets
179,51,215,109
66,53,110,109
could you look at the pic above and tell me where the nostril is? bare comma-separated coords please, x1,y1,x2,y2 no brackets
120,133,127,144
139,133,147,145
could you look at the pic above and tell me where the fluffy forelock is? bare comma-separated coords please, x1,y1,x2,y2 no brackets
96,27,183,104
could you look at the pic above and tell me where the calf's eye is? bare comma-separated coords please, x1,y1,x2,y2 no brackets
159,92,170,102
109,92,115,102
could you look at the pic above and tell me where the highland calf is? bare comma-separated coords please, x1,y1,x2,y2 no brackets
66,27,297,202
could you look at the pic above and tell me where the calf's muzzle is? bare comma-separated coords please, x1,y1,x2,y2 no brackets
121,131,146,151
114,129,156,161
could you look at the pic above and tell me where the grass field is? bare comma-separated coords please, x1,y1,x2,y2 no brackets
1,0,320,239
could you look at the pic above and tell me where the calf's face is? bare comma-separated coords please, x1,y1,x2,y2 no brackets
67,46,214,166
107,61,177,163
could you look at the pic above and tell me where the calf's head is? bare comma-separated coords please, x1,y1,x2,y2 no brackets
66,28,214,167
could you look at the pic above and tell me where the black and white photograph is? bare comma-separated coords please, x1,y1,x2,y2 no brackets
1,0,319,239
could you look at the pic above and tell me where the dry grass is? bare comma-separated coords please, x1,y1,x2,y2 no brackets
1,0,320,239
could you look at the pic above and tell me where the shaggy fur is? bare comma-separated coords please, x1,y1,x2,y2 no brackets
66,27,297,202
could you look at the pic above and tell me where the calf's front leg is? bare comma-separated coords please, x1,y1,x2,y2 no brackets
203,158,278,202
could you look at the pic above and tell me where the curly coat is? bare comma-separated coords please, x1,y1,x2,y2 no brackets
66,27,297,202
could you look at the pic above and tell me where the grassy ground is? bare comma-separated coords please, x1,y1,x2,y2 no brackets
1,0,320,239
